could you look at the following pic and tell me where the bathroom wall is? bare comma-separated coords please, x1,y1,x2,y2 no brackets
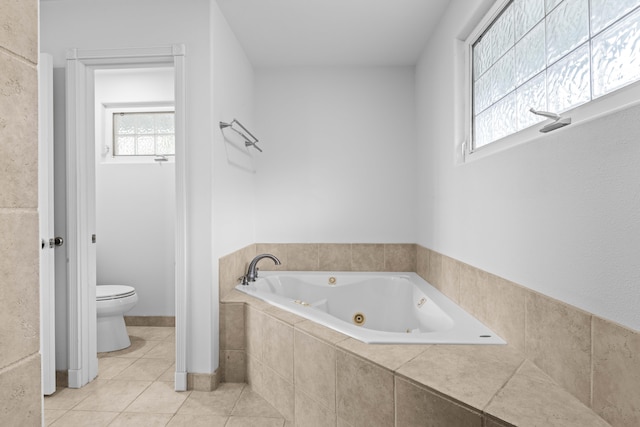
94,68,176,316
253,66,417,244
40,0,221,375
415,0,640,331
0,0,42,423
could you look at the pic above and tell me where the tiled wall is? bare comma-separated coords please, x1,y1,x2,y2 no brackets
0,1,42,424
219,243,640,426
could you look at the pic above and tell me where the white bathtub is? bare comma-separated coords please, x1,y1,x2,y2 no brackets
236,271,505,345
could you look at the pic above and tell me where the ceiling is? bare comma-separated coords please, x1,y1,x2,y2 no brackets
215,0,451,67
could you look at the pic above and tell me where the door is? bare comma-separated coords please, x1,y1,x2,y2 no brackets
39,53,56,395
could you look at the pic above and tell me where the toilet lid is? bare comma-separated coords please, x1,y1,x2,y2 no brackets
96,285,136,301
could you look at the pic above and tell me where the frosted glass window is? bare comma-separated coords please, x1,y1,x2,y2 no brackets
470,0,640,150
113,112,175,157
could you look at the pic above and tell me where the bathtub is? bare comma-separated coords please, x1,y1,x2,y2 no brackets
236,271,505,345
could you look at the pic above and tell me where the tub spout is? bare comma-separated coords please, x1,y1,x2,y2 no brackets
243,253,281,284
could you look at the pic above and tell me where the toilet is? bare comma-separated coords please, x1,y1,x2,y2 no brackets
96,285,138,353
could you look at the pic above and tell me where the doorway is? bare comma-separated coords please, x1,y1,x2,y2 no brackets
65,46,188,391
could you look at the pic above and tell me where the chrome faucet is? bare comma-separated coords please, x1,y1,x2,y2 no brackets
242,253,281,285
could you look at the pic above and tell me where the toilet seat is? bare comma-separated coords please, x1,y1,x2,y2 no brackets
97,285,136,301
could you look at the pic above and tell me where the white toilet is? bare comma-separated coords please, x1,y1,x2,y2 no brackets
96,285,138,353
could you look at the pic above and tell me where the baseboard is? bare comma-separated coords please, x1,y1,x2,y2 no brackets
124,316,175,327
55,370,68,389
187,370,220,391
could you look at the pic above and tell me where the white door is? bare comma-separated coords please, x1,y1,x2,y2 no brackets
39,53,57,395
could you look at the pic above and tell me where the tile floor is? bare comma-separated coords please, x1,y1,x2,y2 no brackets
44,326,287,426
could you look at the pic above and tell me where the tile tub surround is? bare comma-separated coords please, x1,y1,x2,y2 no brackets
0,0,41,424
219,243,640,425
220,291,609,426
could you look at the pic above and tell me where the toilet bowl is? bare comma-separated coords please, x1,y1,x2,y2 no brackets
96,285,138,353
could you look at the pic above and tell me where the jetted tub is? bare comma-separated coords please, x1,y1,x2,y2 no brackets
236,271,505,345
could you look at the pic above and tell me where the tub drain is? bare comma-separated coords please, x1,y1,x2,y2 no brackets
352,312,366,326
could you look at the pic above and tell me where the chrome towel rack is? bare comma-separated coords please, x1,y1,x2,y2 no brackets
219,119,262,152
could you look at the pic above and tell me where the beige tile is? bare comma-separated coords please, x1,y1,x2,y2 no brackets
105,411,173,426
49,410,118,426
0,1,37,62
125,381,189,414
262,366,294,422
263,316,294,382
142,340,175,359
395,377,482,427
246,305,265,360
592,316,640,426
336,350,394,427
221,303,245,350
351,244,384,271
415,245,429,281
74,380,151,412
295,389,336,427
458,262,487,319
255,244,287,271
286,244,319,270
0,354,41,425
427,250,443,287
219,249,244,298
177,382,244,415
220,350,246,383
44,382,100,411
397,345,524,410
187,372,217,392
158,363,176,382
246,355,265,397
226,416,285,427
126,326,174,341
295,320,350,345
0,52,37,208
337,338,430,371
264,305,307,325
295,330,336,411
232,387,283,418
167,413,229,427
483,418,514,427
97,357,136,380
0,211,39,368
124,316,175,327
485,360,609,427
525,292,591,406
384,243,416,272
113,357,174,381
319,244,352,271
440,254,460,302
44,409,67,426
99,337,160,359
337,418,354,427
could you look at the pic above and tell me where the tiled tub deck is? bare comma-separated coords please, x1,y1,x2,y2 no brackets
220,290,609,427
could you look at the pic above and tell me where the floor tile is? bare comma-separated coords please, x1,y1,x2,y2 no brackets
125,381,189,414
158,363,176,382
73,380,151,412
143,340,175,359
114,358,174,381
166,414,229,426
44,409,67,426
226,416,286,427
97,357,136,380
49,410,118,426
232,387,283,418
127,326,175,341
178,383,245,415
44,381,101,410
108,412,173,426
99,338,161,359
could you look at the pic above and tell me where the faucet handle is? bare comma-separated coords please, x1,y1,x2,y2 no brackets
238,275,249,286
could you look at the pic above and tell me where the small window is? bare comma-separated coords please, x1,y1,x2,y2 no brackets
113,111,175,157
470,0,640,150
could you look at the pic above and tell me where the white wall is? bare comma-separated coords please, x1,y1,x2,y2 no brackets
41,0,218,373
94,68,175,316
416,0,640,331
254,67,417,243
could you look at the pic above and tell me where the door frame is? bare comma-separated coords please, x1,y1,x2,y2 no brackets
66,45,188,390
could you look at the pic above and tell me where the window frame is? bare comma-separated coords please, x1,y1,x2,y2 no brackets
462,0,640,162
100,102,175,164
